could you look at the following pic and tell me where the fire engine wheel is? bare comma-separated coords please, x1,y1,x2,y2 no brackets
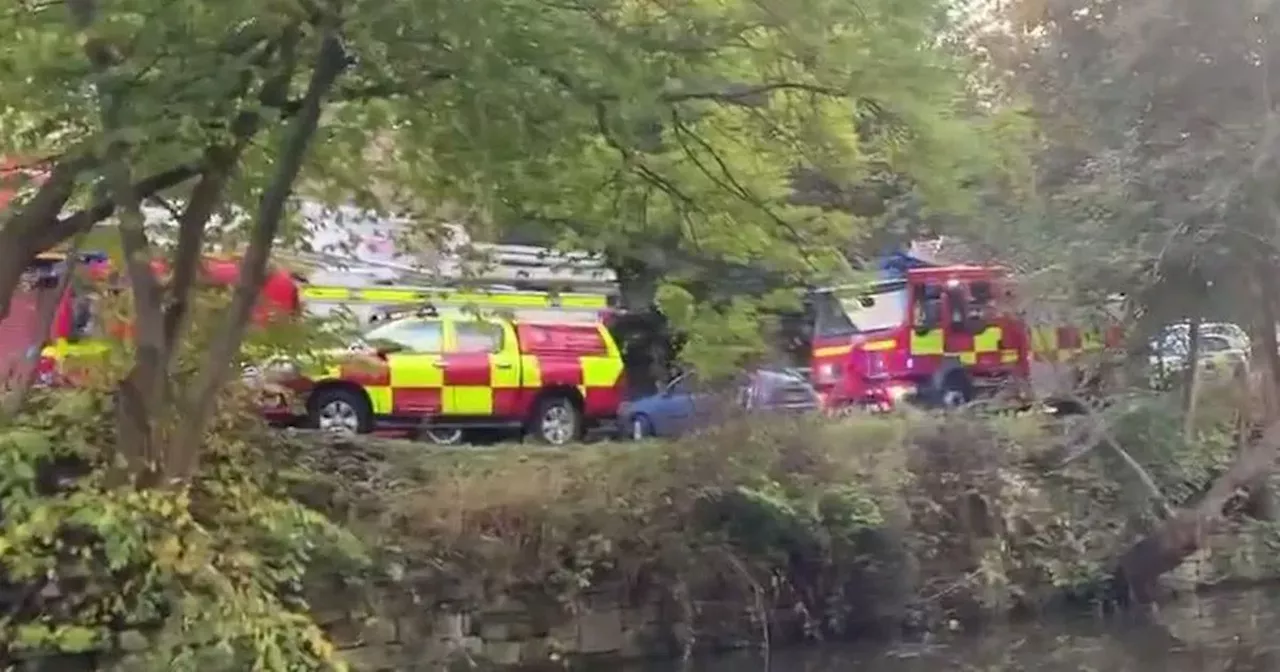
531,396,583,446
309,387,373,435
938,373,974,409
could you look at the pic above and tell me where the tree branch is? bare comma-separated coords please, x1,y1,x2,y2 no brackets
170,24,349,479
162,27,303,351
0,154,96,322
659,82,846,105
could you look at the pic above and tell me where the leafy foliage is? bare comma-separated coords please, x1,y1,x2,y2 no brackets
0,386,366,671
0,0,1026,386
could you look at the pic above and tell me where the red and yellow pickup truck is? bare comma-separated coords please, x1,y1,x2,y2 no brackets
259,308,627,445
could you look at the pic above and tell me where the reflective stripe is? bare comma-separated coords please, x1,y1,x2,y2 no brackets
581,353,624,388
814,344,853,357
520,354,543,388
41,338,111,362
1001,350,1019,363
910,329,944,355
1031,326,1058,361
446,386,492,414
864,340,897,351
301,285,609,309
303,286,352,301
367,387,393,414
973,327,1001,353
390,355,445,387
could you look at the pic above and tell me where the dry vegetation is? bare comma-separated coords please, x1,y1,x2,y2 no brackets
275,389,1264,640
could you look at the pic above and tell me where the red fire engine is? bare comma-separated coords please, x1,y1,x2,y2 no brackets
0,251,302,385
807,262,1124,411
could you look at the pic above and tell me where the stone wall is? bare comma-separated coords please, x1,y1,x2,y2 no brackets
317,583,786,671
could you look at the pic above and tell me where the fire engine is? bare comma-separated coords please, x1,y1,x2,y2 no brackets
807,253,1124,411
0,251,303,385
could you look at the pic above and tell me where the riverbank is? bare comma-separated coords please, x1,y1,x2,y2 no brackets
277,394,1275,669
3,387,1275,670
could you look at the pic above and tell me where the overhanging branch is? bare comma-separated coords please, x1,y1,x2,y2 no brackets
659,82,846,105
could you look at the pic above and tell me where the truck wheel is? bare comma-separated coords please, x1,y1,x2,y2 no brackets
421,428,464,445
938,373,973,408
531,395,582,445
309,386,373,435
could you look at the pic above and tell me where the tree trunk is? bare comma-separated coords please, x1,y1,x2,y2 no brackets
1244,260,1280,520
166,27,346,479
1181,313,1202,436
1111,418,1280,604
610,253,666,395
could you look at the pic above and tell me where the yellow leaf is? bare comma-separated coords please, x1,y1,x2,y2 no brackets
153,536,183,568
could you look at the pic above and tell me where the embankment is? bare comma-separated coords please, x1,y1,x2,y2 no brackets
2,387,1277,671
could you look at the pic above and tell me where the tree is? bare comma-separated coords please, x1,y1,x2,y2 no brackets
360,0,1026,374
0,0,1012,478
962,0,1280,600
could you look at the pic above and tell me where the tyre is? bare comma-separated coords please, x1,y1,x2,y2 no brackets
309,386,373,435
629,414,654,441
531,395,583,445
421,428,464,445
938,372,973,409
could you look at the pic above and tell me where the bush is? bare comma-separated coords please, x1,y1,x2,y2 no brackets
0,387,366,672
278,408,1138,639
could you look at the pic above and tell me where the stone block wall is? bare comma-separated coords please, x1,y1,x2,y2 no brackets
319,586,691,671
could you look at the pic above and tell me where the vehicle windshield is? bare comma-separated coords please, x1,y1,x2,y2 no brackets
813,280,909,337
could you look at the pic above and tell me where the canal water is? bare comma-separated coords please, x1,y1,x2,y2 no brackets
627,588,1280,671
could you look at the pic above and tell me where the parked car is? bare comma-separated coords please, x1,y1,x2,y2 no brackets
1149,323,1250,388
618,368,821,440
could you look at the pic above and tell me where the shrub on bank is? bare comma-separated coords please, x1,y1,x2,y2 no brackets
281,408,1148,641
0,388,364,671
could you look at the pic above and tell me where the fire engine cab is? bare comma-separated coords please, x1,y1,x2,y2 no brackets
807,257,1123,411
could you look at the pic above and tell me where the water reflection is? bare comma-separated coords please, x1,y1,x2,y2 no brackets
625,589,1280,672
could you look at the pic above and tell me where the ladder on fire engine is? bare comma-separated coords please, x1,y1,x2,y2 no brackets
285,251,618,324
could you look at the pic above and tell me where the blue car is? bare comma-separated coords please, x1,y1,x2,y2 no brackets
618,368,821,440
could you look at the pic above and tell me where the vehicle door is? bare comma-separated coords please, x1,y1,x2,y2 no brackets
378,318,446,415
939,281,1000,371
653,372,701,436
909,281,946,367
442,319,520,417
957,279,1006,373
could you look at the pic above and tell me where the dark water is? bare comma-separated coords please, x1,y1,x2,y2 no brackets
631,589,1280,672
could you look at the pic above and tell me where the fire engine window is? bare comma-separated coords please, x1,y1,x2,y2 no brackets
453,321,505,354
912,284,943,327
970,282,993,306
945,285,968,326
